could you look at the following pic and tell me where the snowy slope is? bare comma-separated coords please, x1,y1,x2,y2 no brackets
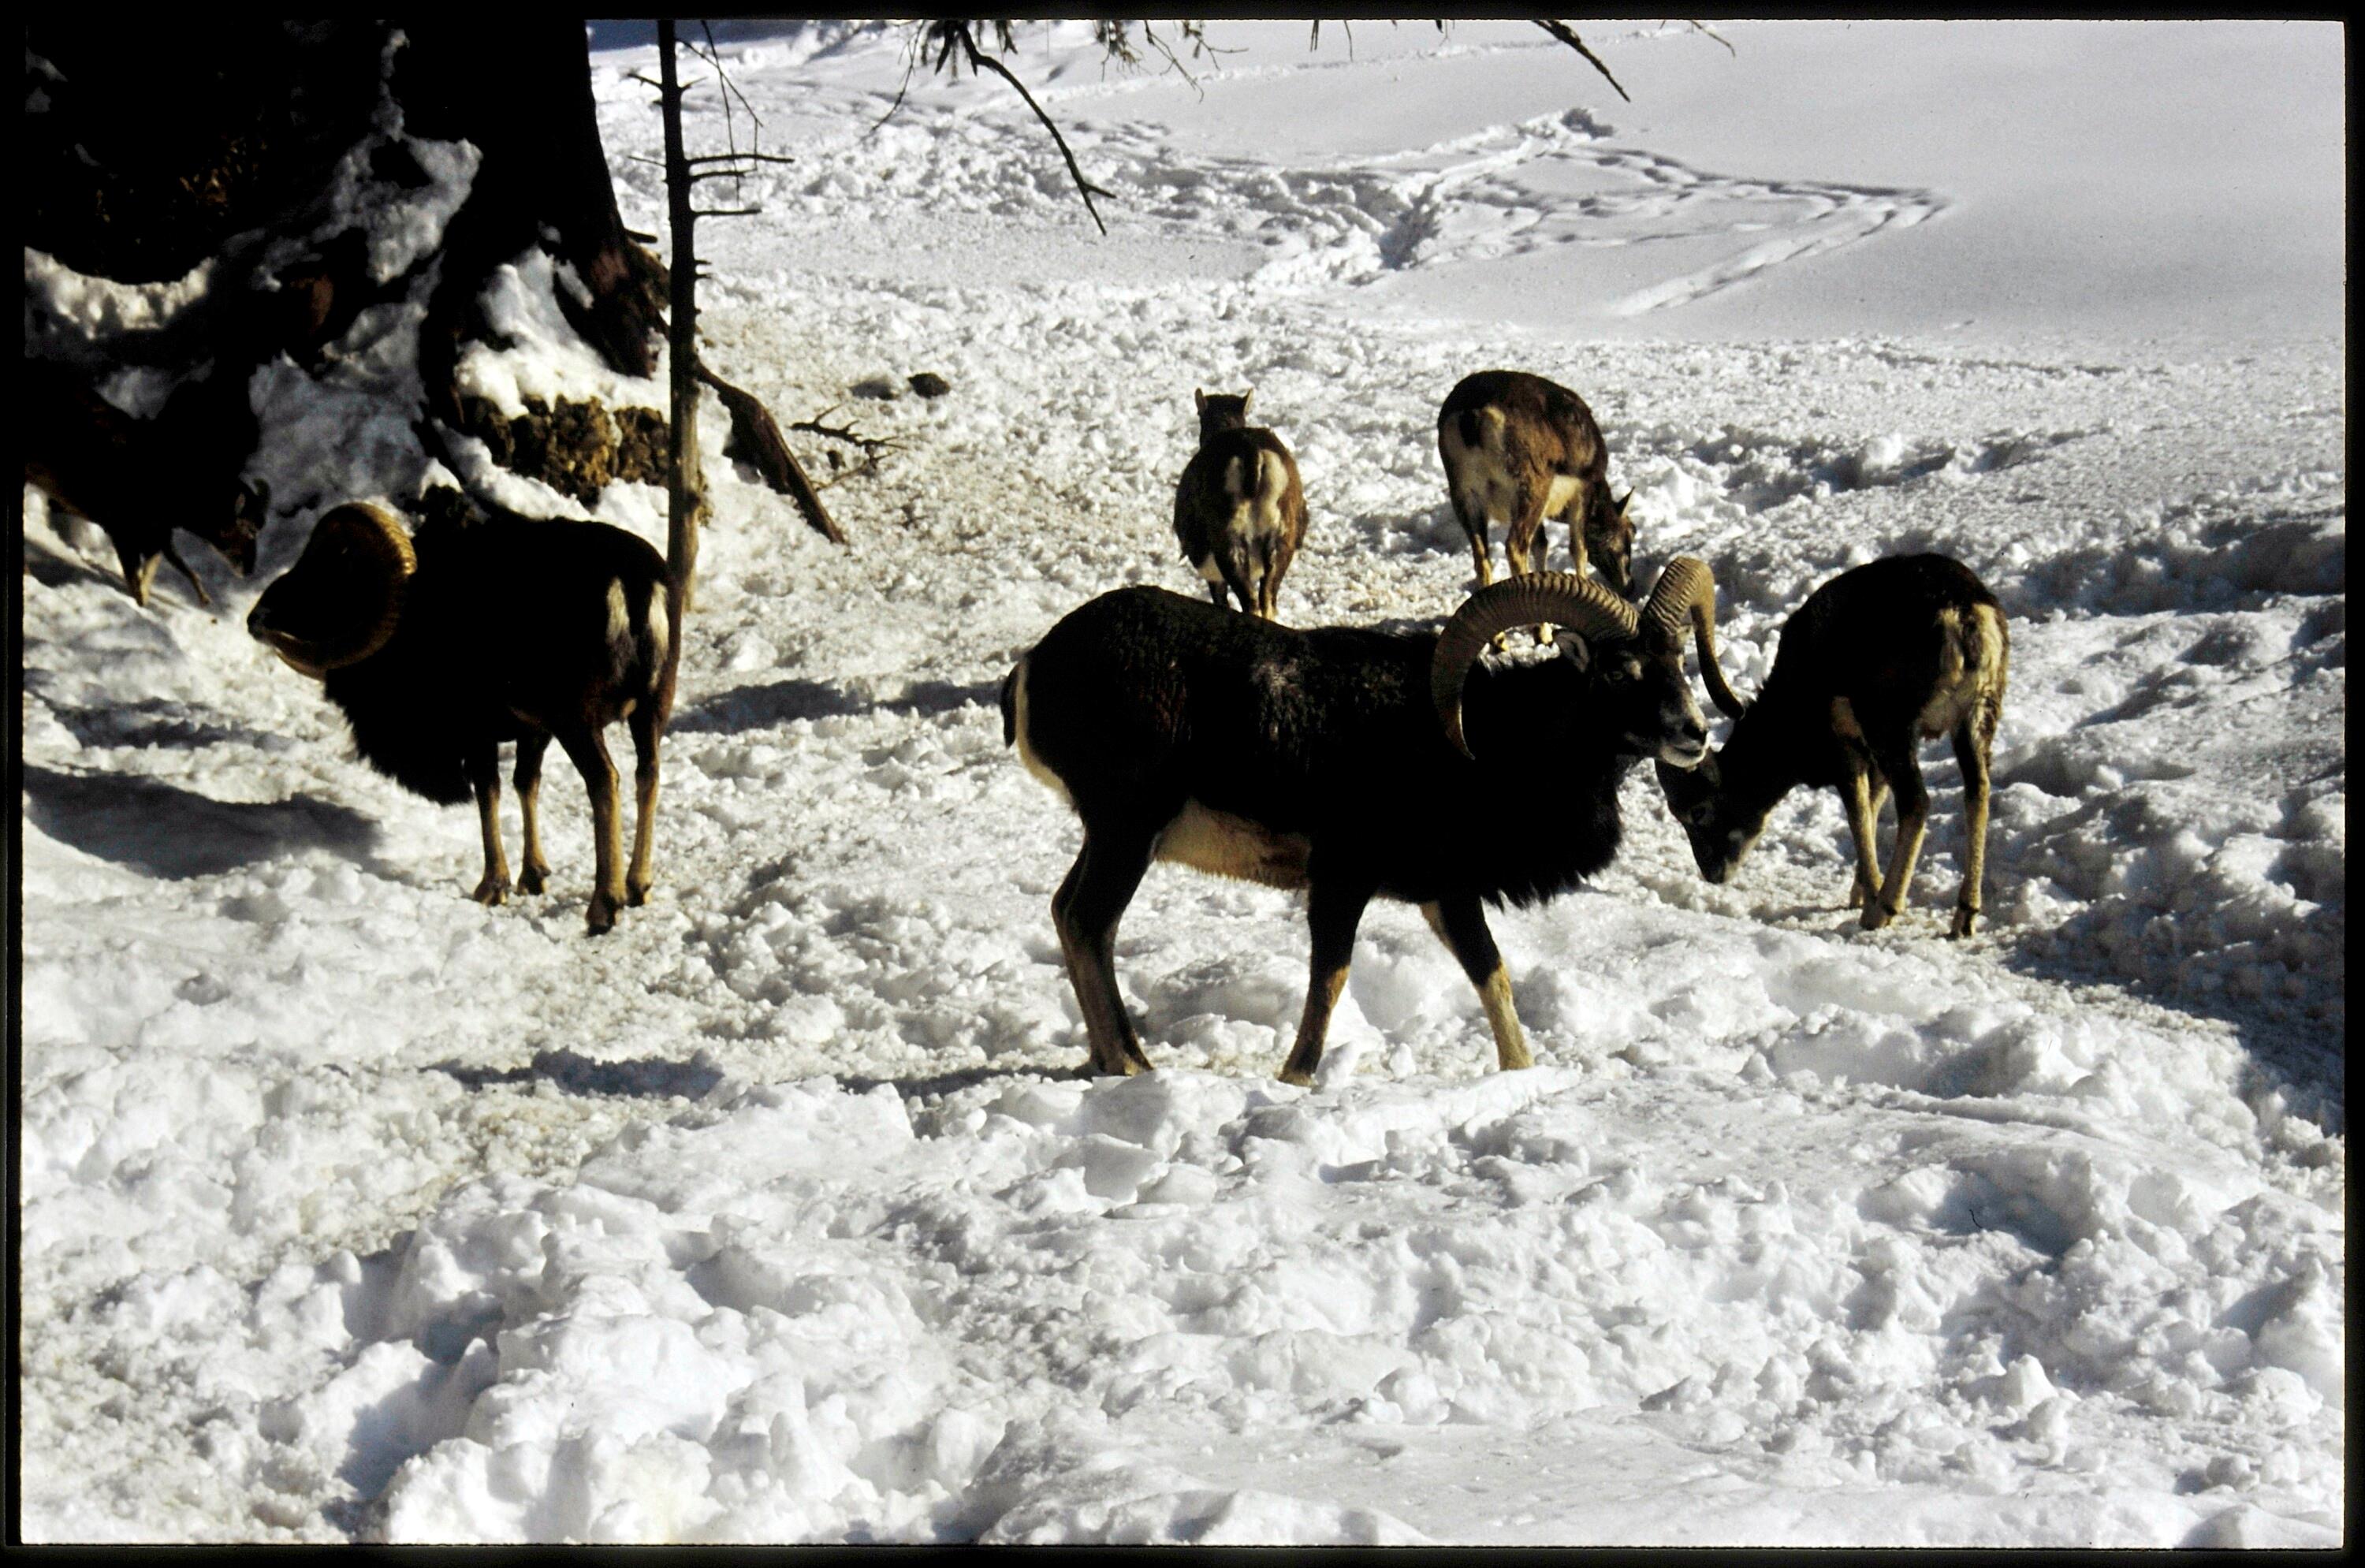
17,20,2344,1545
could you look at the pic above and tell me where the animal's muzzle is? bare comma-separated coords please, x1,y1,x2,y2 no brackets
1658,721,1709,769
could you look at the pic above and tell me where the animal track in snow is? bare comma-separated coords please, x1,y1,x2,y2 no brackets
1086,108,1946,311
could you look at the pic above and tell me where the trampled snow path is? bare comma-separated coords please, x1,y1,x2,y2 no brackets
17,19,2344,1546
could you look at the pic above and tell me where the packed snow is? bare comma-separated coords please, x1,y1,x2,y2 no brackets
17,19,2344,1546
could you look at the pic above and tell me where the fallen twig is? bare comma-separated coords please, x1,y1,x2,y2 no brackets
787,404,905,482
697,363,845,545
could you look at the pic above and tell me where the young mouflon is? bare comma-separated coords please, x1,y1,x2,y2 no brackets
1656,553,2009,937
1438,369,1634,640
1173,389,1309,621
25,358,268,608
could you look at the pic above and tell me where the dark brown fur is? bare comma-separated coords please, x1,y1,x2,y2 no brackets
24,358,267,608
249,505,676,934
1002,583,1712,1082
1656,553,2009,937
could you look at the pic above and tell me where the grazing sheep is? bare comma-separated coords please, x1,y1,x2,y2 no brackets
1656,552,2009,937
1004,558,1734,1082
1438,369,1634,629
247,500,676,933
1173,389,1309,620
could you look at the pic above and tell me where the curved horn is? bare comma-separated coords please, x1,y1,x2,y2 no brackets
254,502,416,675
1431,572,1641,758
1641,555,1746,720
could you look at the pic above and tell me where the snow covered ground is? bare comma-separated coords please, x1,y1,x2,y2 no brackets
17,19,2344,1545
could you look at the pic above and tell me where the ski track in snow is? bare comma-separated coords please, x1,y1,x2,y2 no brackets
17,20,2345,1548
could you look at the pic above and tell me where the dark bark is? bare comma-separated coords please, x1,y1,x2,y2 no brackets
658,20,708,615
398,17,669,425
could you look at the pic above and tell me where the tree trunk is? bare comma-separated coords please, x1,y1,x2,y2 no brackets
658,20,706,616
25,20,669,536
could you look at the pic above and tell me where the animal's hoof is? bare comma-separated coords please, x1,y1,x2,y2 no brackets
1845,882,1870,910
1860,901,1894,932
470,879,509,907
625,882,652,908
1276,1067,1316,1087
517,866,548,896
1533,623,1555,647
1950,906,1980,939
585,895,619,934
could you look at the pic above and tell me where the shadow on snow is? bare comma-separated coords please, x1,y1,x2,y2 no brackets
21,763,380,879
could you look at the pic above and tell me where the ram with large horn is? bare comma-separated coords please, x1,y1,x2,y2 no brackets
1000,557,1734,1083
246,500,676,934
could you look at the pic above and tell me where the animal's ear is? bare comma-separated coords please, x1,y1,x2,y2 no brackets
1615,489,1634,516
1559,633,1593,674
1241,389,1253,415
1194,388,1207,415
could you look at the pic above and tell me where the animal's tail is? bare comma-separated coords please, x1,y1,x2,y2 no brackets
1223,449,1287,530
1454,405,1509,456
1000,658,1024,747
608,568,676,722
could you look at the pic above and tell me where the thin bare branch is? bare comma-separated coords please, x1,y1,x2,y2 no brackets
684,151,795,166
949,22,1110,236
1687,19,1737,57
689,23,767,156
1534,20,1631,102
787,404,905,483
692,205,762,219
1145,35,1197,93
870,49,922,134
634,69,707,99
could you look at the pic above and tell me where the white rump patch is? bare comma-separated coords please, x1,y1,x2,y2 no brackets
1009,660,1071,804
1916,605,2006,736
605,579,631,647
646,585,670,680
